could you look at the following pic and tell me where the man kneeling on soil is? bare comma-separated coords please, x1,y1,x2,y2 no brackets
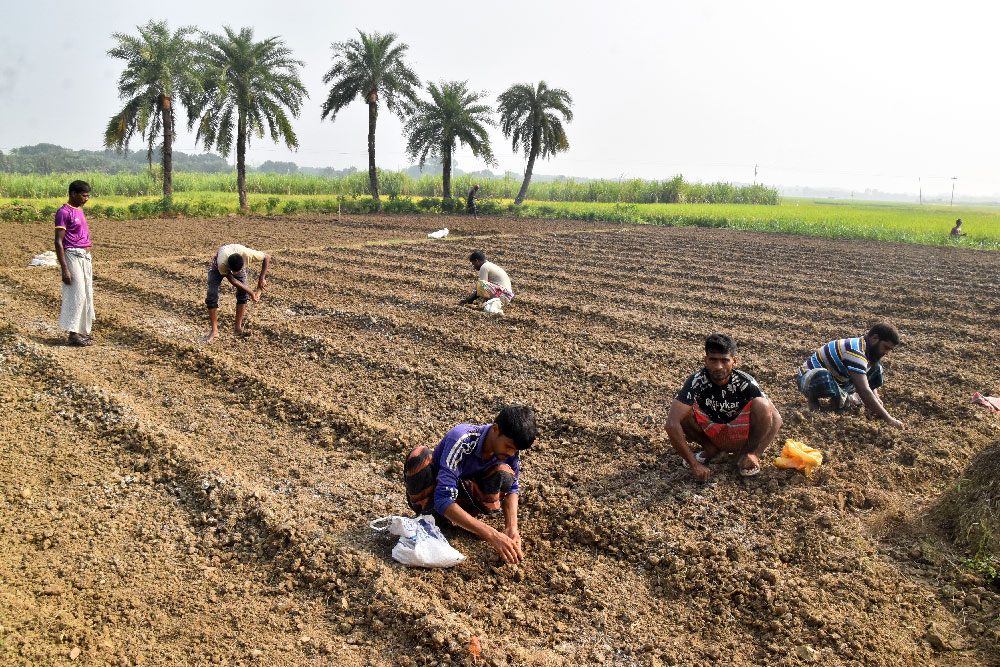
666,334,782,481
460,250,513,308
797,322,903,428
205,243,271,342
403,405,537,564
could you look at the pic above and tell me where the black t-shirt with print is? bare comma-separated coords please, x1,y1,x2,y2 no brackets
675,368,765,424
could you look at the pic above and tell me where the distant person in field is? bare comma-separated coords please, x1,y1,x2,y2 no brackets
54,180,96,347
205,244,271,342
403,405,537,564
467,184,480,219
460,250,513,308
950,218,967,238
666,333,782,481
797,322,903,428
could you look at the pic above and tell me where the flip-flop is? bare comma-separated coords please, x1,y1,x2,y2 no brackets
695,449,727,464
739,464,761,477
68,337,93,347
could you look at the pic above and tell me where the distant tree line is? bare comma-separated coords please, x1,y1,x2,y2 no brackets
101,20,574,211
0,144,230,175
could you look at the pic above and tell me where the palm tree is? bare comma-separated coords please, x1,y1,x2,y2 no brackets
104,20,199,204
189,26,306,211
497,81,574,205
321,30,419,209
405,81,495,199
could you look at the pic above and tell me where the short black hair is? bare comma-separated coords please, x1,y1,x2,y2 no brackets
227,254,245,272
867,322,900,345
69,180,91,194
955,218,963,224
705,333,736,357
469,250,486,263
495,404,537,450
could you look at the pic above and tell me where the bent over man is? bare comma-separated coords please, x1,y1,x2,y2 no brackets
403,405,537,564
667,333,782,481
205,243,270,342
797,322,903,428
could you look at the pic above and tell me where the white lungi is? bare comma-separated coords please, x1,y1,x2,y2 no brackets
59,248,94,334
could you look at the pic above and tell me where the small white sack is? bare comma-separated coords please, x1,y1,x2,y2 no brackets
370,514,465,568
30,251,58,267
482,298,504,314
427,228,449,239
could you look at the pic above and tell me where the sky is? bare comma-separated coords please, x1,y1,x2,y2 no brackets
1,0,997,197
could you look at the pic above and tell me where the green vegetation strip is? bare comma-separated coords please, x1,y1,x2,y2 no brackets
0,171,777,205
2,192,996,249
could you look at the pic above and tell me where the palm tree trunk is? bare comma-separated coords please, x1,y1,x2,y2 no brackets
160,95,173,205
514,149,537,206
237,114,248,212
442,143,452,200
367,99,380,209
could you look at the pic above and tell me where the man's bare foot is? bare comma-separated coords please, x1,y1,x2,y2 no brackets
67,333,93,347
204,330,219,343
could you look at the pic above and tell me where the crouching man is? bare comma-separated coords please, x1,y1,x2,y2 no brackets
797,322,903,428
666,333,782,481
403,405,537,564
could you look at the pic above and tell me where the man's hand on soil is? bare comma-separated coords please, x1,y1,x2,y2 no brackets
504,527,523,558
489,529,523,564
691,460,712,482
888,417,904,429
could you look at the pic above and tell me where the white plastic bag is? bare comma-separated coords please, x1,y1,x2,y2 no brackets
29,251,58,267
370,514,466,568
483,298,504,314
427,228,449,239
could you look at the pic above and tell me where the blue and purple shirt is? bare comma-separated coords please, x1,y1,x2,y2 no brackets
799,336,869,387
55,204,91,249
432,423,520,516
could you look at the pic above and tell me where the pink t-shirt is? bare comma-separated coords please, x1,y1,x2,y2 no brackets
55,204,91,249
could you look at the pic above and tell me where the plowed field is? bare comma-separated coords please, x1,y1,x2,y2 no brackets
1,214,998,666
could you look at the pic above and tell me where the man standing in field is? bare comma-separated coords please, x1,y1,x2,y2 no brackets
467,184,480,219
797,323,903,427
403,405,537,564
460,250,513,308
205,243,271,342
666,334,783,481
54,180,96,347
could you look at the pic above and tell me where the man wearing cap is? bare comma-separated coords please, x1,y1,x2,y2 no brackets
205,243,271,342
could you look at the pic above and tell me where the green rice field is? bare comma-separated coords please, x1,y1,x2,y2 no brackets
2,179,996,250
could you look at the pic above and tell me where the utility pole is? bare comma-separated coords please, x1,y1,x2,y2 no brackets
918,177,922,205
951,177,957,207
753,164,758,185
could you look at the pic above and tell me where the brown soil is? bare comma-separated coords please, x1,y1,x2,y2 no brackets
1,213,999,666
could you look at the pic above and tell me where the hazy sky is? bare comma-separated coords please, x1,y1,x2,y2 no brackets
2,0,997,196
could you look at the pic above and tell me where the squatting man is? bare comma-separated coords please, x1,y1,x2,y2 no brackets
402,405,537,564
797,323,903,428
666,334,783,482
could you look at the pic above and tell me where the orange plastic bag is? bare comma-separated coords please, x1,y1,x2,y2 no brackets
774,439,823,476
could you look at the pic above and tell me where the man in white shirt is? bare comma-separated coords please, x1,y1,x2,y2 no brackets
460,251,513,308
205,243,271,342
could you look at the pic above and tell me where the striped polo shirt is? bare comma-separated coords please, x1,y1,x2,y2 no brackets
799,337,869,386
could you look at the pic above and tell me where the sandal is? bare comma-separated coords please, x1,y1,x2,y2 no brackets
739,463,761,477
695,449,725,464
68,336,93,347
